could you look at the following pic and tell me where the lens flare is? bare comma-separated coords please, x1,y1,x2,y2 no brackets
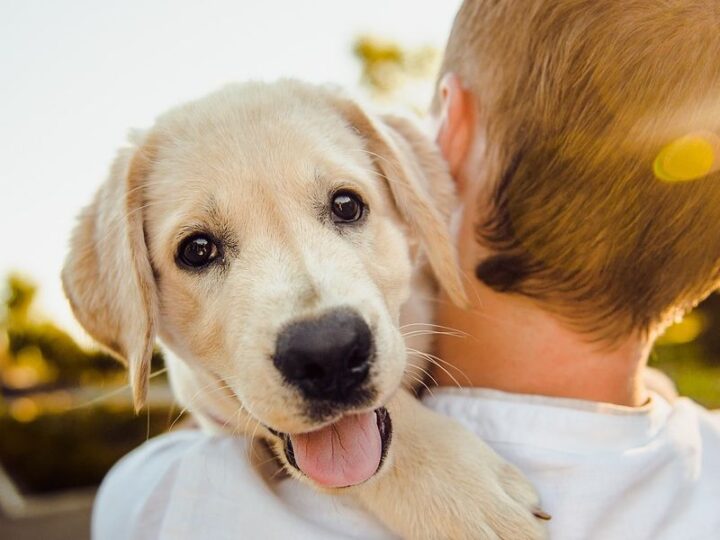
654,132,718,183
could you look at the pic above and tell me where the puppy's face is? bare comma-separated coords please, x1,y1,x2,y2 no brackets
63,81,464,488
146,85,412,435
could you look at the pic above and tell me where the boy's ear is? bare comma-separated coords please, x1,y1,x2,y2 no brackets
329,94,468,307
435,72,476,193
62,136,159,411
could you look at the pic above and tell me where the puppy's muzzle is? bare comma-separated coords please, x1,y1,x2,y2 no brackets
273,308,373,403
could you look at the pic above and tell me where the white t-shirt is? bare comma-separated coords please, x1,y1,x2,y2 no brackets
92,388,720,540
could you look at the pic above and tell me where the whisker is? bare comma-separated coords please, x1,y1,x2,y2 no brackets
166,377,233,430
401,329,468,339
67,367,169,411
168,403,191,431
407,347,470,387
403,370,435,398
400,322,470,335
406,360,440,388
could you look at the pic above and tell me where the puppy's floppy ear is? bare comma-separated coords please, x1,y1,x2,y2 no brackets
332,97,468,306
62,136,158,411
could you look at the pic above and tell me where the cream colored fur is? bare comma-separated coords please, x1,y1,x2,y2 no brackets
63,80,546,539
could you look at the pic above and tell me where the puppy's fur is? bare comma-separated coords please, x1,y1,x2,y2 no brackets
63,80,546,539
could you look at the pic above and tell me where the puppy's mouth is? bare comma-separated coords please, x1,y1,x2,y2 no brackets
270,407,392,488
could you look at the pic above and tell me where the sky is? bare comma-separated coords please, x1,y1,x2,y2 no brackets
0,0,461,339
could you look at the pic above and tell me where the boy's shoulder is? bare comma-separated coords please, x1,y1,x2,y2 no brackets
92,429,394,540
422,387,720,540
674,396,720,453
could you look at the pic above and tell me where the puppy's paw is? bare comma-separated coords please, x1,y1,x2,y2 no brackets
396,439,548,539
456,454,550,540
351,390,549,540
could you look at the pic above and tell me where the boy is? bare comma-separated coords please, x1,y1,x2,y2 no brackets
430,0,720,537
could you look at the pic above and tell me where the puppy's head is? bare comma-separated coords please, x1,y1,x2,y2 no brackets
62,80,464,488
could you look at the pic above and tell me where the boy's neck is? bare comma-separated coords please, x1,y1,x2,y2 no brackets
433,285,652,407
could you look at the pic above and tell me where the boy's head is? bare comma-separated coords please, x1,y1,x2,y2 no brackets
434,0,720,341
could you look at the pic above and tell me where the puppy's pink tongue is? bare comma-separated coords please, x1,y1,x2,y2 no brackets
290,411,381,488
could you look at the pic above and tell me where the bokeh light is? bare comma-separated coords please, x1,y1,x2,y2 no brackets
654,132,718,183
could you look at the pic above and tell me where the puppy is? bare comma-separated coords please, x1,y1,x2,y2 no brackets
63,80,547,539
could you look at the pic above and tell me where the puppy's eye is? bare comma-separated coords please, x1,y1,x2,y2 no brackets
177,234,220,269
331,191,364,223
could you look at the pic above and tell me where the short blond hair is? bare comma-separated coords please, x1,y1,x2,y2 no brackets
439,0,720,339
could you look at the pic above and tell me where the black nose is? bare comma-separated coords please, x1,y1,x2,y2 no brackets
273,309,373,402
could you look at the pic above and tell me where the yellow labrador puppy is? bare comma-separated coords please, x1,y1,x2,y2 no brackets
63,80,546,539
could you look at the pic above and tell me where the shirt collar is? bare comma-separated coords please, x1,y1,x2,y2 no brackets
421,387,673,453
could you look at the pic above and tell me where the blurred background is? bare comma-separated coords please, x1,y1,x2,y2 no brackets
1,1,718,539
